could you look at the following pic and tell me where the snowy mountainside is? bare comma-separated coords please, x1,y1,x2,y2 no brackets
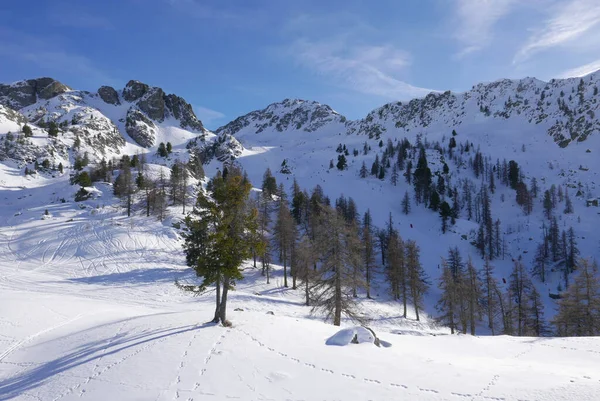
1,72,600,399
0,78,209,168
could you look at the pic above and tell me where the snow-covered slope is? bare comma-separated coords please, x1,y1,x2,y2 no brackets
2,72,600,399
0,78,209,169
0,181,599,401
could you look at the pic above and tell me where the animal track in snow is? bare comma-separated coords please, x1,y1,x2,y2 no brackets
364,378,381,384
390,383,408,389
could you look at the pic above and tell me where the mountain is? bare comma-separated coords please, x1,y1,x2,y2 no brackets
1,72,600,399
0,78,209,167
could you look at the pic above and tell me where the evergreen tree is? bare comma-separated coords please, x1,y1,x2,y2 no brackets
113,162,135,217
273,184,296,288
362,210,376,299
180,169,258,325
439,201,452,233
311,206,365,326
437,260,459,333
157,142,168,157
359,161,368,178
261,167,277,198
406,240,428,321
553,259,600,336
336,154,347,170
22,124,33,137
47,121,59,137
401,191,411,215
482,258,500,334
564,189,573,214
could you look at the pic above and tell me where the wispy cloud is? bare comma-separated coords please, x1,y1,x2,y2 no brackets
558,59,600,78
514,0,600,63
288,37,435,100
453,0,517,57
194,105,225,127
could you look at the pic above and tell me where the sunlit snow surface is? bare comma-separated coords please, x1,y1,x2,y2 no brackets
0,167,599,401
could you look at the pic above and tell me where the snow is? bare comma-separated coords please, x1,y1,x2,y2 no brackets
2,73,600,400
1,173,600,400
325,326,378,346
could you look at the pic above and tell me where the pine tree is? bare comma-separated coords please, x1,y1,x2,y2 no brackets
402,191,411,215
406,240,428,321
362,210,376,299
437,259,459,334
387,231,406,314
311,206,365,326
553,259,600,336
359,161,368,178
22,124,33,137
439,201,452,233
180,169,258,326
262,167,277,198
509,260,533,336
543,190,553,220
273,184,296,288
113,161,135,217
482,258,499,334
564,189,573,214
465,257,483,335
157,142,168,157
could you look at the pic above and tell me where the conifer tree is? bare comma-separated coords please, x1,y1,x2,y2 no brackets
402,191,411,215
406,240,428,321
437,259,459,334
180,169,258,325
362,210,376,299
273,184,296,288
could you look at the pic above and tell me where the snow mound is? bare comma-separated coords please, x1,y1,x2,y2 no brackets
326,326,378,346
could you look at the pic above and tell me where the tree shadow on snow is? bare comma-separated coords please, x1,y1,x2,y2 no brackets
0,322,216,400
65,268,185,286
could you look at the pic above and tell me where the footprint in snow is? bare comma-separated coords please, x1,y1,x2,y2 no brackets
390,383,407,389
364,378,381,384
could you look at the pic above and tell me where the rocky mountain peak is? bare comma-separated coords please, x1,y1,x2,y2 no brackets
0,77,70,110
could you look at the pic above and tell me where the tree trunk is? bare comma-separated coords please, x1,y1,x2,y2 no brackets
213,277,221,323
305,275,310,306
334,265,342,326
219,277,230,325
366,264,371,299
283,248,288,287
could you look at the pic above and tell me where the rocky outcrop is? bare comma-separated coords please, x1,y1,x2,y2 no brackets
122,80,149,102
98,86,120,105
121,81,204,131
138,87,166,121
165,94,204,131
125,108,157,148
0,78,70,110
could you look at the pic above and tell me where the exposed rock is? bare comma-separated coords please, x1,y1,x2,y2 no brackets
266,311,275,315
38,80,70,100
165,94,205,131
138,87,166,121
98,86,120,105
122,80,149,102
186,132,242,164
0,77,70,110
125,108,157,148
234,308,244,311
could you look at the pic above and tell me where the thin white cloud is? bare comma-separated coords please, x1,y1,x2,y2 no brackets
453,0,517,57
514,0,600,63
289,38,435,100
194,105,225,126
558,59,600,78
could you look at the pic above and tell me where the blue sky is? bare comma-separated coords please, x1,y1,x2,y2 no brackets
2,0,600,129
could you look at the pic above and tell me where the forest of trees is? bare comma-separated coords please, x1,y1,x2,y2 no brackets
83,125,599,336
